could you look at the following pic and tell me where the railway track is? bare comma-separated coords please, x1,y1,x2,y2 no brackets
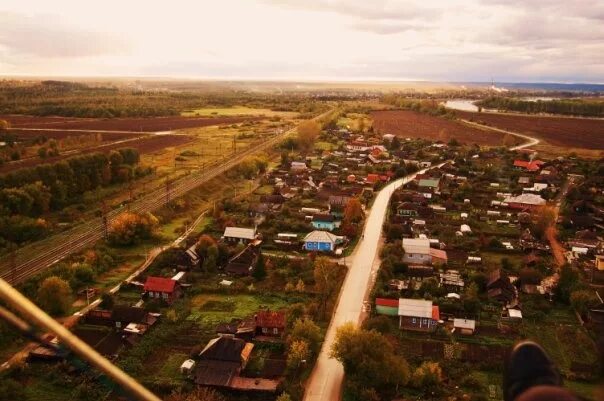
0,110,334,284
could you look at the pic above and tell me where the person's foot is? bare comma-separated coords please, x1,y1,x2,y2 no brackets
504,341,562,401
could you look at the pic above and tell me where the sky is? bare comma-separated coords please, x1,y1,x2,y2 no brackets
0,0,603,83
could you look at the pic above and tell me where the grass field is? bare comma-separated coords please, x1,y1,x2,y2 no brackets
188,293,293,327
182,106,298,118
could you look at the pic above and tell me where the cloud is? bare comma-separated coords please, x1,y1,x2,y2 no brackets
0,12,129,58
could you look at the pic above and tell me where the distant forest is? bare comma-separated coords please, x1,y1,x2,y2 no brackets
476,97,604,117
0,80,327,118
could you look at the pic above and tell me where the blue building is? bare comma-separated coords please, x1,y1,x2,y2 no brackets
311,214,340,231
303,231,343,252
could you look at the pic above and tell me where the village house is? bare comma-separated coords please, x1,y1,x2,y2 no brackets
225,244,259,276
402,238,432,265
486,269,518,306
303,230,344,252
143,276,182,304
290,161,308,172
223,226,257,244
311,214,340,231
194,336,254,388
111,305,158,335
513,159,544,172
504,193,546,210
398,298,440,332
418,178,441,191
396,202,419,217
255,310,286,338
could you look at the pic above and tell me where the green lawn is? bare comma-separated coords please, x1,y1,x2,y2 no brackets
156,352,189,382
187,293,293,327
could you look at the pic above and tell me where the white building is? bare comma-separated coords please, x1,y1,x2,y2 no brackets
402,238,432,265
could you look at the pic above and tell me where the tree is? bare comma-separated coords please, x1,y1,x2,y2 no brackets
289,318,322,354
196,234,217,257
0,119,10,131
37,276,72,315
107,212,159,245
343,198,364,223
411,361,444,389
570,290,598,315
287,340,310,370
463,282,480,315
202,245,218,272
555,265,581,303
390,136,401,150
100,293,115,310
253,252,267,281
297,120,321,153
37,147,48,158
313,257,340,317
295,278,306,292
331,323,410,390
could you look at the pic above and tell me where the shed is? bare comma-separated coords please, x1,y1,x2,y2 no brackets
181,359,196,375
375,298,399,316
453,318,476,335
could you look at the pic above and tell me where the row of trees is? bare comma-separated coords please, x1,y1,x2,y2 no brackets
0,148,146,216
381,95,456,119
476,96,604,117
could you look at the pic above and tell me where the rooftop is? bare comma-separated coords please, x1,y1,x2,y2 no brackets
402,238,431,255
398,298,434,318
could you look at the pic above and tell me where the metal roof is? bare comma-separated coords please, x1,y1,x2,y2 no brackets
223,226,256,240
454,319,476,330
503,193,546,206
398,298,433,318
402,238,431,255
303,230,339,244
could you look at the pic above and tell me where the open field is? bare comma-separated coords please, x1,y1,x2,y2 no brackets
182,106,298,118
1,114,261,132
371,110,510,146
456,111,604,149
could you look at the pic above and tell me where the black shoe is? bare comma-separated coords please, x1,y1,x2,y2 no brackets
503,340,562,401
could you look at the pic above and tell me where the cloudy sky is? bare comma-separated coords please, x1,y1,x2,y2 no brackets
0,0,602,82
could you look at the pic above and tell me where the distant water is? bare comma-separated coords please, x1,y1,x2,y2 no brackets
444,97,559,112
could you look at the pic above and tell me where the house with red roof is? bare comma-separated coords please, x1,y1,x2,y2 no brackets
143,276,182,304
255,310,286,338
365,174,380,185
513,160,544,172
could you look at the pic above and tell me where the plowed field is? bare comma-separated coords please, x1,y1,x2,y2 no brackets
371,110,506,146
456,111,604,149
